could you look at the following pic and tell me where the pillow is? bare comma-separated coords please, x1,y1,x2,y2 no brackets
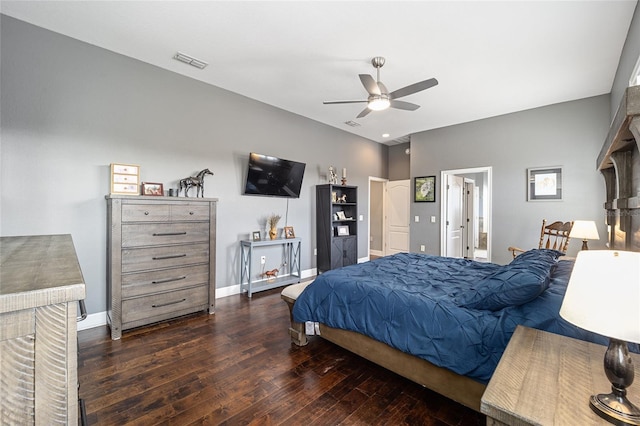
454,250,560,311
510,248,564,265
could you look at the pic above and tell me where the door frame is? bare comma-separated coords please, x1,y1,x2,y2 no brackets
368,176,388,260
440,166,492,261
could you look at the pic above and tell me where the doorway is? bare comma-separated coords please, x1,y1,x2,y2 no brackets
368,177,387,259
440,167,492,262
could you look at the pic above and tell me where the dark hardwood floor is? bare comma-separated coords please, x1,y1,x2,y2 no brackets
78,287,485,425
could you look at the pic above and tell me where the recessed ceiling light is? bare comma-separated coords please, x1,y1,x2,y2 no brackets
173,52,208,69
382,133,390,138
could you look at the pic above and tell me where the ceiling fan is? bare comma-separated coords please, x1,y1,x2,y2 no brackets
323,56,438,118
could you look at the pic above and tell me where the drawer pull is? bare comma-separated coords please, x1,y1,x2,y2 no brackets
151,276,187,284
189,211,194,215
152,298,186,308
152,254,187,260
153,232,187,237
144,211,149,215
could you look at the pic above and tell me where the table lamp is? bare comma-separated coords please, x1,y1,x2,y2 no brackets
560,250,640,425
569,220,600,250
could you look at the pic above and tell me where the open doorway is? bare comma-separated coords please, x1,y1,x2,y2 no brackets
368,177,387,260
440,167,492,262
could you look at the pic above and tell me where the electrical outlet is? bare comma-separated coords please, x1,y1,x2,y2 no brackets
260,255,266,265
314,248,317,255
420,245,426,252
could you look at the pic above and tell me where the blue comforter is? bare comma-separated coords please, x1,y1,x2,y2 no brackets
293,251,608,383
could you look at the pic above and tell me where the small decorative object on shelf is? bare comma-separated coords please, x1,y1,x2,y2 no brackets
339,194,347,203
252,231,261,241
268,214,281,240
341,167,347,185
329,166,338,184
284,226,295,238
141,182,164,196
264,268,279,281
179,168,213,198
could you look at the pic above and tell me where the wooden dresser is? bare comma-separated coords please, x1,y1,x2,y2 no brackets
106,195,217,340
0,234,86,425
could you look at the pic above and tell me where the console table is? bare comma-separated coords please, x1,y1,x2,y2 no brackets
240,238,301,297
0,235,86,425
481,325,640,425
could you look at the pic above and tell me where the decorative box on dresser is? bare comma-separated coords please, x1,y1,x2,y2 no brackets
316,184,358,273
106,195,217,340
0,234,86,425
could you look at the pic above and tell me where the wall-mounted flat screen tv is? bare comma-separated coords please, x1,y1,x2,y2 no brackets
243,152,306,198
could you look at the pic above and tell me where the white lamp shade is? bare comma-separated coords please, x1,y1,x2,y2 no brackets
560,250,640,343
569,220,600,240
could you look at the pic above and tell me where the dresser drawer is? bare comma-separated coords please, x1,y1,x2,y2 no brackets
121,285,208,324
122,264,209,298
122,242,209,273
122,222,209,247
122,204,170,222
171,204,210,221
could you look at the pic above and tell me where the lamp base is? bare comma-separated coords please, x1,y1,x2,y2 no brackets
590,393,640,425
582,239,589,250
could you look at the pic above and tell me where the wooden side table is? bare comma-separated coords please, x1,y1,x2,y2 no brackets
481,325,640,425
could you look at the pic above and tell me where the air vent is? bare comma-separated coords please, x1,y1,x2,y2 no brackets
344,121,361,127
173,52,208,69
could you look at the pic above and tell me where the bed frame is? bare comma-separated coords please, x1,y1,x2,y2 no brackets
280,86,639,414
281,283,486,412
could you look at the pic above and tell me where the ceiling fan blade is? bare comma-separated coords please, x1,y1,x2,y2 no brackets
377,82,389,94
390,100,420,111
323,100,368,105
356,107,372,118
359,74,381,95
389,78,438,99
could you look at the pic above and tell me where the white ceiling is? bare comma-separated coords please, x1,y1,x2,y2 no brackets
1,1,637,144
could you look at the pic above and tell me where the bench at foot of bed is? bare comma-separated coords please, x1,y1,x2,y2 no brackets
281,281,312,346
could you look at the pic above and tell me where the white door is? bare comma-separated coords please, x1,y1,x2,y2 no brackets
386,180,410,255
446,175,464,258
464,181,476,259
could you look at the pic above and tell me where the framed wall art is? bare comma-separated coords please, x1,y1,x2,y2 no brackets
414,176,436,202
141,182,164,196
527,167,563,201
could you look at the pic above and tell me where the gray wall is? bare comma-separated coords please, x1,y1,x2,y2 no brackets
0,16,388,315
388,143,411,181
410,95,611,265
611,2,640,120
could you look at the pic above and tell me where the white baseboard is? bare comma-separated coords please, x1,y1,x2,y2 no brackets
78,267,318,331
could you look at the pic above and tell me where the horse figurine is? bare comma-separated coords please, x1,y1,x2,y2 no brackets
264,268,279,280
179,168,213,198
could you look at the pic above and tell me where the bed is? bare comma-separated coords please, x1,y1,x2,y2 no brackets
284,249,610,411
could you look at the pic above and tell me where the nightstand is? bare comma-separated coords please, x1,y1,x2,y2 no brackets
481,325,640,425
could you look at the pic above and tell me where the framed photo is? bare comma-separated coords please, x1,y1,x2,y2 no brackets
141,182,164,196
336,211,347,220
336,225,349,236
252,231,261,241
415,176,436,202
528,167,562,201
284,226,295,239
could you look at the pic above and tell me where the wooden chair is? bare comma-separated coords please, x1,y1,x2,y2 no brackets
508,219,574,258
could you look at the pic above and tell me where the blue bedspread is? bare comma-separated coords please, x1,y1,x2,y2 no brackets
292,251,609,383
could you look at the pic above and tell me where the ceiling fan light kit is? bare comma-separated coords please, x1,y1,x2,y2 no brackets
324,56,438,118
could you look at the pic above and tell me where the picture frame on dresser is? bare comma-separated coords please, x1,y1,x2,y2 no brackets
141,182,164,196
